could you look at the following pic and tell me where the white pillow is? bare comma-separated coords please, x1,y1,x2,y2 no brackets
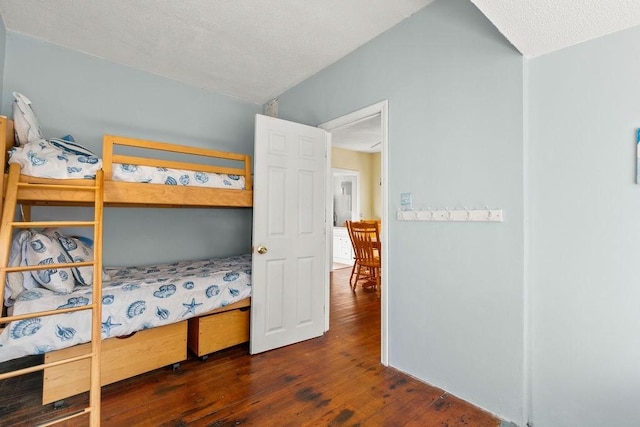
12,92,43,145
47,230,110,284
5,230,39,306
58,235,94,286
25,232,75,293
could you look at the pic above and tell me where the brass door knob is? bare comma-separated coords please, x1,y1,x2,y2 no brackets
257,246,268,254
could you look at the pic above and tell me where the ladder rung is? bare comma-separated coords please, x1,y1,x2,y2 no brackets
0,350,95,381
4,260,94,273
11,220,96,228
37,409,91,427
2,302,98,323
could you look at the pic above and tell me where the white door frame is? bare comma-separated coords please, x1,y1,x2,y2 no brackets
320,100,389,366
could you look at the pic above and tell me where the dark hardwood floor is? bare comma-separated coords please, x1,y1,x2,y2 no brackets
0,267,500,426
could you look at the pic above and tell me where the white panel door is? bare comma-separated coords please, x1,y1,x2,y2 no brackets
251,114,328,354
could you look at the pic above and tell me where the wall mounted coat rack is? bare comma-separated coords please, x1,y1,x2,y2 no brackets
396,208,503,222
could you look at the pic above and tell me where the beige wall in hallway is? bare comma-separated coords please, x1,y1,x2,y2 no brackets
332,147,381,220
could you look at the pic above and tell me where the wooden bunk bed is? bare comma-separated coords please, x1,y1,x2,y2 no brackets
0,116,253,421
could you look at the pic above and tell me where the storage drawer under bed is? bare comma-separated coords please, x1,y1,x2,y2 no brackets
42,320,187,404
187,299,250,357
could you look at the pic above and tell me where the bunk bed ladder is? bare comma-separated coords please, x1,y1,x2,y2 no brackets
0,163,104,426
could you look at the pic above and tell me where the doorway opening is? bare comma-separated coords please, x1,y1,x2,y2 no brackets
320,100,388,365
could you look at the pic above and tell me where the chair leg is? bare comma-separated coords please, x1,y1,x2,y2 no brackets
360,266,379,290
353,264,364,291
354,266,373,291
349,262,357,288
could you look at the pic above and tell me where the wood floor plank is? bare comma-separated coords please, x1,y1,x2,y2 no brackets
405,393,502,427
0,267,500,426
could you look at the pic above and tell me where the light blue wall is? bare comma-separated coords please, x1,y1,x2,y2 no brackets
2,33,261,266
0,16,5,100
528,25,640,427
9,2,636,425
277,0,524,423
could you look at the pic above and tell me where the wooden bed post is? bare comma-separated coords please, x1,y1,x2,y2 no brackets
0,116,15,217
244,154,252,191
102,135,113,181
89,168,104,426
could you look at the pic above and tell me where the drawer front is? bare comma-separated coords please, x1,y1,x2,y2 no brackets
43,321,187,404
188,308,250,356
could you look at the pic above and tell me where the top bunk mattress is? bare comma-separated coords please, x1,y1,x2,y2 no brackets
0,253,252,364
8,138,246,190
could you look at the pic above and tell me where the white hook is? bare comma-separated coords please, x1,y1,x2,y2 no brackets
426,207,434,220
464,206,472,221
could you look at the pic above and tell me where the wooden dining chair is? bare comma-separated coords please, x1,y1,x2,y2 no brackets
346,220,381,291
345,220,368,286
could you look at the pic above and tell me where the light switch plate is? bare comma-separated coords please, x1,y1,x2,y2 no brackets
400,192,412,211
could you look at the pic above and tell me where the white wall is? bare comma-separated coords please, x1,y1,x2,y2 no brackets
2,33,261,266
277,0,525,423
528,25,640,427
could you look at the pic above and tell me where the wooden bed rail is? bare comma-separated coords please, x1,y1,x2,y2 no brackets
103,134,252,191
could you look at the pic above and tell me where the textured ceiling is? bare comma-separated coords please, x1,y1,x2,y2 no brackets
0,0,432,104
1,1,639,105
471,0,640,57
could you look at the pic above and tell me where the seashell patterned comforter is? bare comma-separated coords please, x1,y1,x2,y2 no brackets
112,163,245,189
8,139,246,189
0,254,252,363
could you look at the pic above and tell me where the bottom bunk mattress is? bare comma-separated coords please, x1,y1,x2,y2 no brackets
0,254,252,363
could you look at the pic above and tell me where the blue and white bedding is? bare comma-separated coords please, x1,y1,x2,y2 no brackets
0,254,252,363
112,163,245,190
8,138,246,190
8,138,102,179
